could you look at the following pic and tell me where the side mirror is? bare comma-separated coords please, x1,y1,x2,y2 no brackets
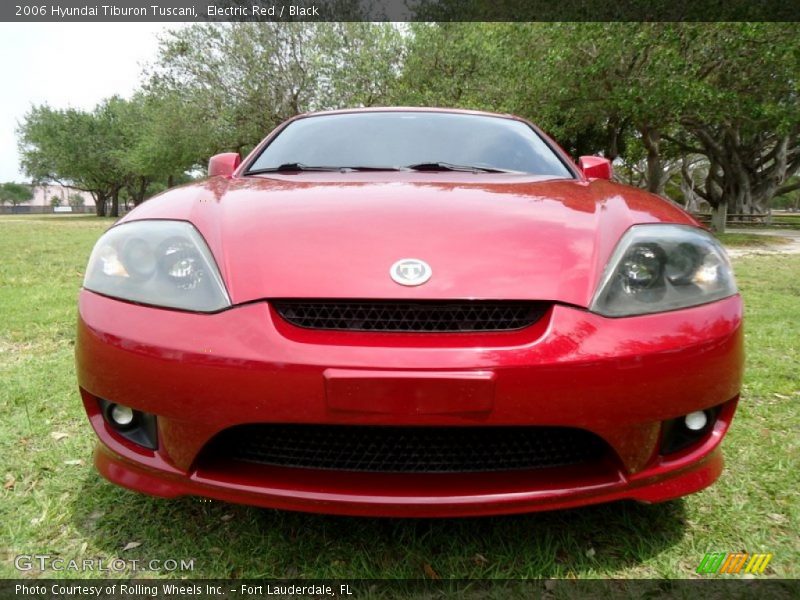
208,152,241,178
578,156,612,180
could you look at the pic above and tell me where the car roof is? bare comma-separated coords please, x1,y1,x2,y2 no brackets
293,106,524,122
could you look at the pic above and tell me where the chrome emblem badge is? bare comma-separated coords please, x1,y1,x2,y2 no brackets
390,258,432,286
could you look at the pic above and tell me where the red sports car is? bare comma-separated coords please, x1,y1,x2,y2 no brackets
76,108,742,517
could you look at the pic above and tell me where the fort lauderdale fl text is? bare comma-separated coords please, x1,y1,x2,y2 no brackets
16,583,353,597
42,4,321,18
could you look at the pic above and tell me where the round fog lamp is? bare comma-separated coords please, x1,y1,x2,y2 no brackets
684,411,708,431
110,404,135,427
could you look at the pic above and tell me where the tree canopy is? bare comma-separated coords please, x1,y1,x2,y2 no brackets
16,23,800,229
0,182,33,206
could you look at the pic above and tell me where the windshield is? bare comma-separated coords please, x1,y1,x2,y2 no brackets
246,112,574,177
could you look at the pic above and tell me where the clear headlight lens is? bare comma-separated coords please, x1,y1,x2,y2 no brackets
590,224,736,317
83,220,230,312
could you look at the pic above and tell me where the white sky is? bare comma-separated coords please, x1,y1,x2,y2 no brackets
0,23,179,183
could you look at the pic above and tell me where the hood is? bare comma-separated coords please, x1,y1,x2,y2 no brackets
122,172,696,308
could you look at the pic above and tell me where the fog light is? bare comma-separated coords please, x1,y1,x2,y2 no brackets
684,411,708,431
98,398,158,450
110,404,134,427
661,406,720,455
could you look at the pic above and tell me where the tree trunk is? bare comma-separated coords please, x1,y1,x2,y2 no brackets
710,200,728,233
680,156,703,212
605,118,623,162
681,179,701,213
110,190,120,218
94,193,107,217
134,176,148,205
641,126,666,195
680,120,799,223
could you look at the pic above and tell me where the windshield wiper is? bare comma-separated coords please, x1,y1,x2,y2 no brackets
247,163,405,174
248,162,509,175
341,166,403,171
246,163,344,174
404,162,508,173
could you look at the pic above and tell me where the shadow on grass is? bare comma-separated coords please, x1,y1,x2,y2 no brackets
70,469,687,578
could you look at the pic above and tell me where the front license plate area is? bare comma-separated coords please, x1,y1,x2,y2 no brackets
323,369,495,415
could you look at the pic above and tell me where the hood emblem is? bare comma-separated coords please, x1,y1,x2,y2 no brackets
390,258,432,286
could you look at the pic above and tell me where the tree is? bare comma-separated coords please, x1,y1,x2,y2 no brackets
664,24,800,231
311,23,406,109
394,23,800,231
50,195,62,207
771,177,800,211
18,25,405,216
392,23,512,110
0,182,33,207
147,23,405,159
393,24,651,169
17,103,128,217
510,23,799,230
15,22,798,230
68,193,85,209
110,93,200,208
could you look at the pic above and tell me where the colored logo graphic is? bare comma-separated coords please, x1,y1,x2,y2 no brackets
697,552,773,575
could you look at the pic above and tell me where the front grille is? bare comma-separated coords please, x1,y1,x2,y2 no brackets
273,300,547,332
203,424,607,473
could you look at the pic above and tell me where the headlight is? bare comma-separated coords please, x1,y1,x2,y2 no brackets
83,220,230,312
590,224,736,317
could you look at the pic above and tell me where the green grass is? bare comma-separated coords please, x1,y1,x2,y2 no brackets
715,232,794,247
771,214,800,226
1,215,798,579
722,216,800,231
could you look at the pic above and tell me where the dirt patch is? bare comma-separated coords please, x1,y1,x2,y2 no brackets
725,229,800,259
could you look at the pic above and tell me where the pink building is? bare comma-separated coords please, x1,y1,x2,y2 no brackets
28,184,95,210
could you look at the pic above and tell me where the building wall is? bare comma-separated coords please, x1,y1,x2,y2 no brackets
29,184,95,208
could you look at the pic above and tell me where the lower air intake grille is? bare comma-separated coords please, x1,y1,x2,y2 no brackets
273,301,547,332
203,424,607,473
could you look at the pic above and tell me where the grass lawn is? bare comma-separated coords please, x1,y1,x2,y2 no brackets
770,214,800,229
715,232,795,247
0,215,797,579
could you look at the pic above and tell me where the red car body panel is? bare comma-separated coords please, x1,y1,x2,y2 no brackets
77,108,743,516
121,174,694,308
76,289,743,516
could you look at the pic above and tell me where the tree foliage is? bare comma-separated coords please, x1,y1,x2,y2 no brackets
18,102,128,216
15,23,799,231
146,23,404,157
0,182,33,206
395,23,799,231
68,193,85,209
17,94,204,216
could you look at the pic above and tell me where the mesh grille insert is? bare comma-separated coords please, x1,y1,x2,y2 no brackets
273,301,547,332
203,424,607,473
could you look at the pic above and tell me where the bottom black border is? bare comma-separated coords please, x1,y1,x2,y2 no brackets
1,579,799,600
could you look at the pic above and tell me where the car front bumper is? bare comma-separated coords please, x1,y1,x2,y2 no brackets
76,290,743,517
